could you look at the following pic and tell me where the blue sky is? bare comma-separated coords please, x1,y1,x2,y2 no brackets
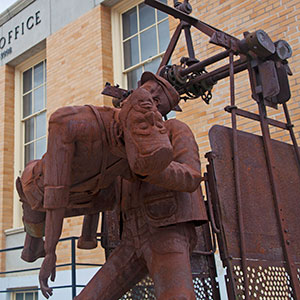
0,0,17,14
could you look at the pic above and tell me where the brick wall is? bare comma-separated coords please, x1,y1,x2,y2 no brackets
0,65,15,271
46,5,113,117
46,5,114,267
168,0,300,170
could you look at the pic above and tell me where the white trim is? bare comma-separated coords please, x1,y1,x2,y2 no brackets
14,66,23,228
16,50,46,73
111,8,123,87
13,49,46,229
4,226,24,236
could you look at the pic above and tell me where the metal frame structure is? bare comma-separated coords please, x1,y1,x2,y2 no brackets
142,0,300,299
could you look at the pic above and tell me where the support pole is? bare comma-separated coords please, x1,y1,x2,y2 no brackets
258,100,300,299
71,237,77,299
229,51,250,300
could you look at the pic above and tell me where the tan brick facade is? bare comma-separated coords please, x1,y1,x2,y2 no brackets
46,5,113,116
0,0,299,278
0,65,15,271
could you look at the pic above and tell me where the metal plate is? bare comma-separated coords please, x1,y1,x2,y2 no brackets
208,125,300,299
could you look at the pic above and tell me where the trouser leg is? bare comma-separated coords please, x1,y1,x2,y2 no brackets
144,223,196,300
21,202,46,262
77,213,99,249
75,242,148,300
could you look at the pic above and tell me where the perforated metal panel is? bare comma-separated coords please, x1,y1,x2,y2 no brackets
193,276,215,300
232,263,295,299
121,277,155,300
208,126,300,299
120,275,217,300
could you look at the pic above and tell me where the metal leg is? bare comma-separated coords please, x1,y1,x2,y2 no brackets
229,51,250,300
258,100,300,298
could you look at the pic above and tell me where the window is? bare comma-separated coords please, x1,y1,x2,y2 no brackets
22,59,47,167
112,0,170,90
13,50,47,228
12,290,38,300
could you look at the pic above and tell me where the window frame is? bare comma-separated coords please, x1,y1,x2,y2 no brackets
14,50,46,228
11,289,39,300
111,0,170,89
22,60,47,167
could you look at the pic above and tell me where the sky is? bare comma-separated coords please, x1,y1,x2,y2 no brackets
0,0,18,14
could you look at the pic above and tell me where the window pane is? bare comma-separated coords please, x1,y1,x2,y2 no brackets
45,84,47,106
16,293,24,300
25,143,34,165
36,112,46,139
34,86,44,113
25,292,34,300
23,69,32,93
139,3,155,31
23,93,32,118
124,36,139,69
34,62,44,87
127,66,143,90
122,7,137,39
141,27,157,61
35,292,38,299
167,110,176,119
45,60,47,82
144,58,161,74
36,137,46,160
25,118,34,143
158,20,170,52
158,0,168,21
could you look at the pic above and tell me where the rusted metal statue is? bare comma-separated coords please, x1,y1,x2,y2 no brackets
17,0,300,298
75,72,208,300
17,72,188,298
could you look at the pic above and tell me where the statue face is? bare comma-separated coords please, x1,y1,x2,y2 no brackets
119,88,173,176
129,89,166,138
141,80,171,116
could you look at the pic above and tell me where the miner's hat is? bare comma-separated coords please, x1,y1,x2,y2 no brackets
140,72,181,115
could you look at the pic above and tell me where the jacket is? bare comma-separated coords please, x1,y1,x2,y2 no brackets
122,118,208,227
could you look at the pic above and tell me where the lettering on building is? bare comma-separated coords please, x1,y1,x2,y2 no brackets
0,11,41,60
0,47,12,60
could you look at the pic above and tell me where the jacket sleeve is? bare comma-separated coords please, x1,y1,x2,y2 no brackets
141,119,202,193
43,107,75,209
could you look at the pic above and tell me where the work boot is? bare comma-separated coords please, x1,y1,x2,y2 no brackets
77,236,97,249
21,234,45,262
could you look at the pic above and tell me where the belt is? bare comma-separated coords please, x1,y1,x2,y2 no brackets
122,207,144,221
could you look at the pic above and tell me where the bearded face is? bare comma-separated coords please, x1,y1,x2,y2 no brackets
119,88,173,176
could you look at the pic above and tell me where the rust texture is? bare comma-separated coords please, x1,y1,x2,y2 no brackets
208,126,300,299
17,72,208,299
15,0,300,298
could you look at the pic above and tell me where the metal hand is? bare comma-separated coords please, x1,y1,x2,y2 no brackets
39,254,56,299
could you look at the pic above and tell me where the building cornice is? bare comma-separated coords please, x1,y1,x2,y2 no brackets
101,0,122,7
0,0,36,27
